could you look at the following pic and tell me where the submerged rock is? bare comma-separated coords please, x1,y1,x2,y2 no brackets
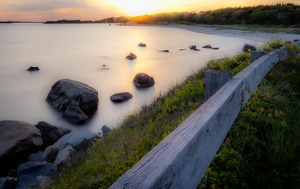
46,79,99,124
110,92,133,103
133,73,155,88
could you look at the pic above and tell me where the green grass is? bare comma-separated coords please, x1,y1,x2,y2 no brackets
198,54,300,189
51,39,300,189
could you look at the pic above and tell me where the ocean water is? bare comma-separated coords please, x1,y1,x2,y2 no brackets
0,23,259,133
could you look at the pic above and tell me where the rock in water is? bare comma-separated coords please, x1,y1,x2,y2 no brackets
126,52,137,60
242,44,257,52
138,43,146,47
202,45,212,48
27,66,40,71
110,92,133,103
46,79,99,124
133,73,155,88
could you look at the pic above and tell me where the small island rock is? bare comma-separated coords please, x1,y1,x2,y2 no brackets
133,73,155,88
126,52,137,60
110,92,133,103
46,79,99,124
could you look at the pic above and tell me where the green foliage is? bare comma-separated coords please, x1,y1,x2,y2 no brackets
260,37,284,52
208,52,250,74
129,3,300,27
286,43,300,56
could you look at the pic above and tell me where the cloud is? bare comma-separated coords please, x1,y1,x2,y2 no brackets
0,0,122,21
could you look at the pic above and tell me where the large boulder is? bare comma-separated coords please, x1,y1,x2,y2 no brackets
46,79,99,124
0,121,43,176
35,121,71,147
110,92,133,103
133,73,155,88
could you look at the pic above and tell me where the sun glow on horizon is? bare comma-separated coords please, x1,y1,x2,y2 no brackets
109,0,163,16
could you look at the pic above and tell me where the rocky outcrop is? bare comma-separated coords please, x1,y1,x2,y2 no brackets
242,44,257,52
43,131,99,170
46,79,99,124
110,92,133,103
126,52,137,60
0,121,43,176
133,73,155,88
27,66,40,71
35,121,71,147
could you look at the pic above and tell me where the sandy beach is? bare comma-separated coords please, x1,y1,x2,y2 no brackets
164,24,300,42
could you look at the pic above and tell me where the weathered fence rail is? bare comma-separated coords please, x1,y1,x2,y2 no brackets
110,41,300,189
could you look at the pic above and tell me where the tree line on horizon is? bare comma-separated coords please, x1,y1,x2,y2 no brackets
129,3,300,26
43,3,300,27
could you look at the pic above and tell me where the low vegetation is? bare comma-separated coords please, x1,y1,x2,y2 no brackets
51,39,300,189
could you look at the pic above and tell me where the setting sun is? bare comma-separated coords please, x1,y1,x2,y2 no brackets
110,0,161,16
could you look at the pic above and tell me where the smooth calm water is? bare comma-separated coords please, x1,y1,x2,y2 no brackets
0,23,260,133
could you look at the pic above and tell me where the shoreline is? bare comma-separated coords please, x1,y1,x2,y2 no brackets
159,24,300,42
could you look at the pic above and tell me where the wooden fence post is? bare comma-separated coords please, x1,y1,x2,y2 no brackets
204,69,232,101
250,51,266,63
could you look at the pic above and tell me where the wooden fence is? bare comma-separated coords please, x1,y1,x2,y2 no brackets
110,41,300,189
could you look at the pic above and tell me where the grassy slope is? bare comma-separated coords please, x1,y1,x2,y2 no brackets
199,55,300,189
51,43,299,189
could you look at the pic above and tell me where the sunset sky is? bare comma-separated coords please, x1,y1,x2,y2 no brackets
0,0,299,21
